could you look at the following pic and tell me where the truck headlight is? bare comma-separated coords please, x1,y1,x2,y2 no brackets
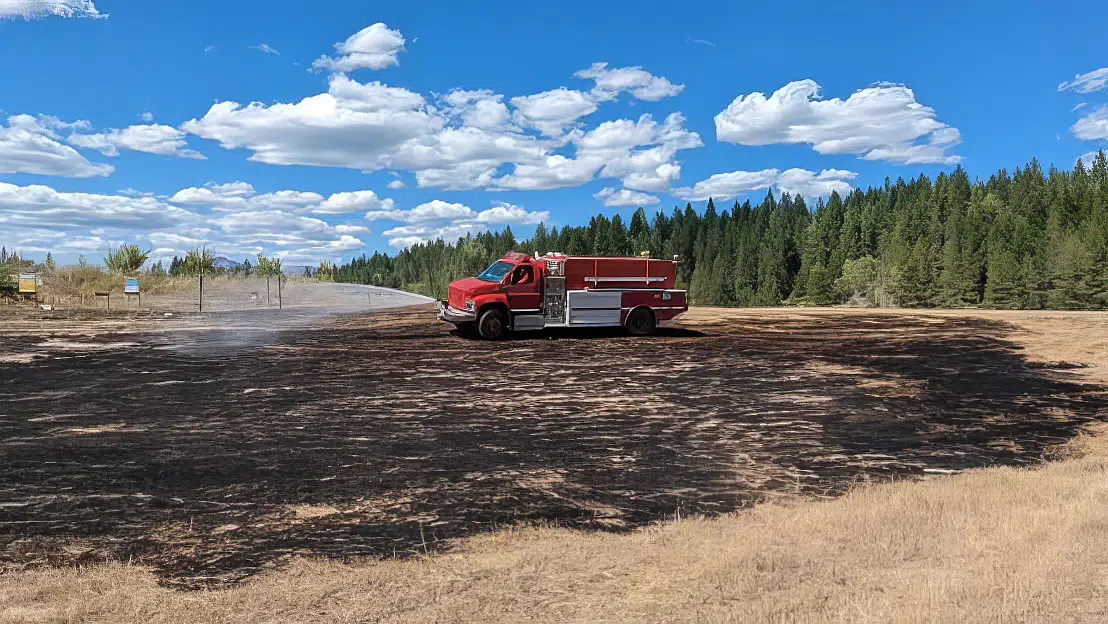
463,299,475,312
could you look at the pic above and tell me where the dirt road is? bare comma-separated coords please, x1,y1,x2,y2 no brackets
1,305,1105,588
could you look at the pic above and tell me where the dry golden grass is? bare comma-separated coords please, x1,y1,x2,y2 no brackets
37,268,198,309
3,425,1108,623
3,307,1107,623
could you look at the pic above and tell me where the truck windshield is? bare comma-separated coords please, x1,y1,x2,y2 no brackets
477,261,514,283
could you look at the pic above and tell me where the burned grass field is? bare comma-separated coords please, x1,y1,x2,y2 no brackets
1,306,1106,588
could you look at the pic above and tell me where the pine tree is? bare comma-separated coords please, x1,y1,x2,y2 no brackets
1047,232,1098,308
629,208,651,254
985,194,1026,308
609,214,631,256
322,156,1108,312
532,222,550,255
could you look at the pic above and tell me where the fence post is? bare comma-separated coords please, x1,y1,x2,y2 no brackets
199,272,204,314
278,273,282,310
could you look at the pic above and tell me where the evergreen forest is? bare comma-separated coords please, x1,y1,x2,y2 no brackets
338,153,1108,309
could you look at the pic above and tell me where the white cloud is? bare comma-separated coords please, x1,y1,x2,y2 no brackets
474,202,550,224
387,178,406,189
254,190,327,212
181,70,700,193
140,112,155,122
588,113,702,192
1072,106,1108,141
577,116,663,151
672,169,779,201
372,200,549,248
381,221,483,249
68,124,206,159
213,210,330,237
511,88,598,136
182,74,444,172
0,114,114,178
169,182,257,210
386,235,427,249
0,175,381,261
0,0,104,19
381,224,428,238
407,199,474,222
574,62,684,102
1059,68,1108,94
312,23,405,73
492,113,700,192
334,224,371,235
0,183,193,231
493,154,603,191
326,75,429,112
0,181,375,263
251,43,280,56
715,79,961,164
168,186,328,220
382,222,483,249
442,89,513,131
776,168,859,198
595,187,660,207
593,188,660,207
317,189,396,215
276,235,365,263
168,182,401,222
1077,151,1101,167
673,168,857,201
412,161,499,191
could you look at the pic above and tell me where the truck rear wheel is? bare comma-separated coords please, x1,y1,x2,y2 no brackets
478,308,508,340
626,307,656,336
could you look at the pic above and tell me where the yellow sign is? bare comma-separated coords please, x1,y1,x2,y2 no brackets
18,273,37,294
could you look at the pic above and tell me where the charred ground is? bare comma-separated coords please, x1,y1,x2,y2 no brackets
1,306,1105,588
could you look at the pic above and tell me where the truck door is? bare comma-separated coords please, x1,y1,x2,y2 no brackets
505,265,541,312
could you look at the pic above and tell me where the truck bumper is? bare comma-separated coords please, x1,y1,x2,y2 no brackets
438,301,477,324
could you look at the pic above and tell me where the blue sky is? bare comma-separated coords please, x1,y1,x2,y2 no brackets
1,0,1106,265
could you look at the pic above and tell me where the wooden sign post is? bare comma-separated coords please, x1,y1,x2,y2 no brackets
124,278,141,306
18,273,37,302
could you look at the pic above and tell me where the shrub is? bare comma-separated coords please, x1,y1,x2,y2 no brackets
104,245,151,274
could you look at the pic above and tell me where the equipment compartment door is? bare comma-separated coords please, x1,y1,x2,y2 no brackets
567,291,622,325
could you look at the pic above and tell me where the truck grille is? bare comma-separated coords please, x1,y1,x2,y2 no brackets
448,286,465,310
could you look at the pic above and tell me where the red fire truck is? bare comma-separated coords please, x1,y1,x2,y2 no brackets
438,252,688,339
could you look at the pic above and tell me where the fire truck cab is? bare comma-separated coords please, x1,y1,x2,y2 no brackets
438,252,688,339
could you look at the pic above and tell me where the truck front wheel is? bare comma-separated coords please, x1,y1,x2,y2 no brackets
478,308,509,340
626,307,656,336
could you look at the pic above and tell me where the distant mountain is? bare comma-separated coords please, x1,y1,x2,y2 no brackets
213,256,242,271
211,256,310,276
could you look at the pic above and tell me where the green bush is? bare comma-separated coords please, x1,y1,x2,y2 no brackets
104,245,151,274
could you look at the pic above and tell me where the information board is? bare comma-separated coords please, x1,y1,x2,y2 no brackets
124,278,140,294
18,273,37,294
